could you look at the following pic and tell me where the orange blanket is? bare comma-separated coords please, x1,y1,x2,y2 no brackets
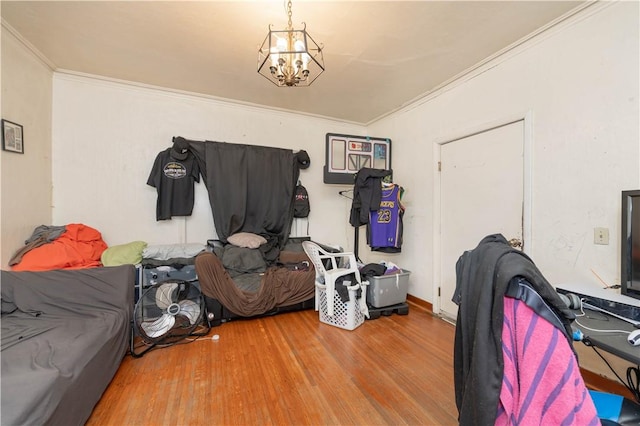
11,224,107,271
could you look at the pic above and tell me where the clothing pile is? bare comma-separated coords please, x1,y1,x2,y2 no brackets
9,224,108,271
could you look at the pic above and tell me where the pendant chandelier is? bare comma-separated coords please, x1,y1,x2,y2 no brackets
257,0,325,87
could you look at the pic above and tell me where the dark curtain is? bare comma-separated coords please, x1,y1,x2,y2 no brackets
188,140,300,247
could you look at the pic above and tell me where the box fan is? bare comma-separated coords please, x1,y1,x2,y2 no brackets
131,279,210,357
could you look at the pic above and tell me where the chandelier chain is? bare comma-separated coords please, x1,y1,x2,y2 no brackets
287,0,293,30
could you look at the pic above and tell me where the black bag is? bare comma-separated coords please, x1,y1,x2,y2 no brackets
293,183,310,218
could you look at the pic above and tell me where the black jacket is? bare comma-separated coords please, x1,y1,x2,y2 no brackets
452,234,575,426
349,168,392,227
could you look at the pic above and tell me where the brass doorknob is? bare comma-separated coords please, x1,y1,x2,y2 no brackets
508,238,523,248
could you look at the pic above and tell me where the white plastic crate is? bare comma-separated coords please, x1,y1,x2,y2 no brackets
316,282,368,330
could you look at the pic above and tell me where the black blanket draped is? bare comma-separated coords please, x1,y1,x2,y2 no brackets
188,139,300,248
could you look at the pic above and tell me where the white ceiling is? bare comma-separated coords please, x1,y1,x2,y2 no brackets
1,1,588,124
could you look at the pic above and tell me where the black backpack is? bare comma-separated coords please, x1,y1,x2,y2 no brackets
293,183,310,218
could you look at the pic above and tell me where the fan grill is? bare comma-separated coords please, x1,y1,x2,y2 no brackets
134,279,206,345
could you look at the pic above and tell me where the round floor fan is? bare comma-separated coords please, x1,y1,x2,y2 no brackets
131,279,209,357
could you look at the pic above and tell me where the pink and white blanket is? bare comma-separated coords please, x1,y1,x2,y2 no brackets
496,297,599,425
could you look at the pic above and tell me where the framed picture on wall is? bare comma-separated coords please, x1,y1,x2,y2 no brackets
2,119,24,154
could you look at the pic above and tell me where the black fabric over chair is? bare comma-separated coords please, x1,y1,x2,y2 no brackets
453,234,584,425
453,234,640,426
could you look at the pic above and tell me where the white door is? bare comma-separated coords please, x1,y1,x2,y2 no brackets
439,120,525,321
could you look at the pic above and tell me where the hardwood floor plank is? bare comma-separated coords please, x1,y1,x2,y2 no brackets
87,303,458,425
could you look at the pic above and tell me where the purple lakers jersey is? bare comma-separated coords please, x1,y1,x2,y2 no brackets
368,184,404,252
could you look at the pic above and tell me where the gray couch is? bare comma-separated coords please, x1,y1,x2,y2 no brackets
1,265,134,425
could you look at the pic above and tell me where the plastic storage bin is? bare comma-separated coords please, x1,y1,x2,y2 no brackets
367,270,410,308
317,281,368,330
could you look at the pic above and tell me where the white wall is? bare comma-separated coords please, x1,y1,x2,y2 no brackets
51,75,365,248
367,1,639,303
0,26,53,268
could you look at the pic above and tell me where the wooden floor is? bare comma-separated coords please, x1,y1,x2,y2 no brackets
87,303,459,426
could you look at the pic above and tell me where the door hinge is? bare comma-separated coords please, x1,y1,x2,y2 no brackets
438,287,441,297
437,161,441,172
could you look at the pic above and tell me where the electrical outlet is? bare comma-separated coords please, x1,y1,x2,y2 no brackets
594,227,609,245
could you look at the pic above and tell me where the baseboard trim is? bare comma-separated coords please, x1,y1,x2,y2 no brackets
407,294,433,313
581,368,634,400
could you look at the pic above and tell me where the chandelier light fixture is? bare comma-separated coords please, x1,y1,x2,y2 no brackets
257,0,325,87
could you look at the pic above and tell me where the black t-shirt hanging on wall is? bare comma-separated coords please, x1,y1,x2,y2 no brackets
147,148,200,221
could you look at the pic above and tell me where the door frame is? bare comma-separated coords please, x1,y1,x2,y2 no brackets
431,111,534,316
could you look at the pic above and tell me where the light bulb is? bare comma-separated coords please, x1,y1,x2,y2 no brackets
270,47,279,68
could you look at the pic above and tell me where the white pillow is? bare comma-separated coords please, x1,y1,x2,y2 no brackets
143,243,206,260
227,232,267,249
